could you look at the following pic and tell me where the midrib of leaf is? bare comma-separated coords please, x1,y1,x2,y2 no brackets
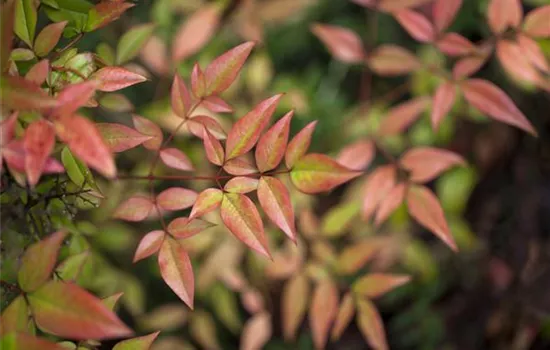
224,195,257,237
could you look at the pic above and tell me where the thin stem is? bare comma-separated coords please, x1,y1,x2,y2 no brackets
117,169,291,182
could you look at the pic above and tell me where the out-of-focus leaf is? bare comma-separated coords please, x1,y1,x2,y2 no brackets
157,187,197,211
96,123,152,153
310,280,338,350
431,82,457,131
452,55,488,79
331,292,355,341
113,196,154,222
52,81,98,118
92,67,147,92
255,111,293,172
362,165,396,221
0,295,29,335
257,176,296,242
133,115,163,150
0,332,64,350
337,140,375,171
378,97,429,136
356,299,387,350
321,201,360,238
224,177,259,194
24,59,49,86
378,0,432,12
487,0,523,35
189,310,220,350
497,40,541,84
210,283,242,333
374,183,406,226
285,121,317,169
432,0,463,32
158,238,194,308
400,147,466,183
117,23,155,65
14,0,37,48
282,273,309,341
240,312,271,350
11,48,34,61
516,34,549,73
353,273,411,298
436,33,475,56
60,147,102,196
336,240,378,275
159,148,194,171
204,42,255,95
523,5,550,38
133,230,165,263
28,281,132,340
0,76,58,111
99,93,134,112
189,188,223,219
34,21,67,57
311,24,366,63
56,251,90,282
394,10,435,43
85,0,134,32
113,331,160,350
1,0,15,73
23,119,55,186
137,303,187,332
172,5,219,62
368,45,420,76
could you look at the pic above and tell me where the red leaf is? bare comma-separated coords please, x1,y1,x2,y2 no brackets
496,40,541,84
224,177,259,194
311,24,366,63
96,123,152,153
220,193,271,258
86,1,135,32
337,140,375,171
452,55,488,79
310,280,338,350
189,188,223,219
203,128,224,166
158,238,195,308
34,21,67,57
241,312,272,350
257,176,296,242
406,185,457,251
374,183,406,226
357,299,388,350
113,331,161,350
431,82,457,131
436,33,476,56
331,292,355,341
353,273,411,298
255,111,293,172
487,0,523,34
378,97,429,136
285,120,317,169
0,76,58,111
132,114,163,150
517,34,550,73
113,196,154,222
171,74,192,119
157,187,198,211
362,165,397,221
53,81,98,117
54,114,116,178
400,147,465,183
204,41,255,95
282,273,309,341
92,67,147,92
23,119,55,186
25,59,50,85
394,10,435,43
187,115,226,140
461,79,537,136
172,5,220,62
202,95,233,113
167,217,215,239
523,5,550,38
291,153,362,194
191,63,206,98
160,148,194,171
28,281,132,340
224,156,257,175
18,231,67,292
368,45,421,76
133,230,165,263
225,94,283,160
432,0,463,32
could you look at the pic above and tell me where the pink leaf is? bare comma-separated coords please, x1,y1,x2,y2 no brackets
224,156,258,175
221,193,271,258
171,4,219,62
496,40,541,84
378,0,433,12
368,45,421,76
282,273,309,341
331,292,355,341
487,0,523,34
523,5,550,38
224,176,259,194
374,183,406,226
431,82,456,131
310,280,338,350
461,79,537,136
311,24,366,63
187,115,226,140
204,41,255,95
517,34,549,73
225,94,283,160
203,128,224,166
400,147,466,183
407,185,457,251
452,55,488,79
436,33,476,56
133,230,165,263
158,238,195,308
336,139,375,171
240,312,272,350
25,59,50,85
160,148,194,171
255,110,293,172
378,96,430,136
23,119,55,186
1,76,58,111
92,67,147,92
353,273,411,298
432,0,463,32
394,10,435,43
357,299,388,350
362,165,397,221
96,123,152,153
132,114,163,150
285,120,317,169
1,112,17,147
202,95,233,113
171,74,192,119
167,217,215,239
113,196,154,222
257,176,296,242
28,281,133,340
53,81,98,117
189,188,223,219
191,63,206,98
290,153,362,194
54,114,116,178
157,187,198,211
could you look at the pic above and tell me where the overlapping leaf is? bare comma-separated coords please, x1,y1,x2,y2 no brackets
23,119,55,186
189,188,223,219
362,165,397,220
285,121,317,169
167,217,215,239
92,67,147,92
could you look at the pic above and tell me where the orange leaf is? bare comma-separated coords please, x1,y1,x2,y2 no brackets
113,196,154,222
0,295,29,336
240,312,272,350
282,273,309,340
255,110,293,172
171,74,192,119
172,5,220,62
220,193,271,258
431,82,457,131
331,292,355,341
157,187,198,211
432,0,463,32
523,5,550,38
356,299,388,350
23,119,55,186
203,128,224,166
336,140,375,171
461,79,537,136
160,148,194,171
204,42,255,95
158,238,195,308
368,45,421,76
257,176,296,242
311,24,366,63
378,97,430,136
374,182,406,226
189,188,223,219
406,185,457,251
310,280,339,350
224,176,259,194
400,147,465,183
336,240,379,275
487,0,523,34
362,165,396,221
133,230,165,263
394,10,435,43
85,1,135,32
353,273,411,298
92,67,147,92
132,114,163,150
285,120,317,169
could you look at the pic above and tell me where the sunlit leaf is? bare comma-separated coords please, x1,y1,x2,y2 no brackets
310,280,338,350
311,24,366,63
159,148,194,171
285,121,317,169
158,238,194,308
92,67,147,92
240,312,272,350
257,176,296,242
353,273,411,298
113,331,160,350
157,187,198,211
356,299,387,350
117,23,155,65
34,21,67,57
224,177,259,194
172,5,219,62
282,273,309,340
96,123,152,153
362,165,397,221
204,42,255,95
134,230,165,263
23,119,55,186
113,196,154,222
331,292,355,341
189,188,223,219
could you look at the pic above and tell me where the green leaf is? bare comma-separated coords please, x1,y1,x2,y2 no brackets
60,147,103,197
209,283,242,334
113,331,160,350
321,201,360,238
14,0,37,48
0,295,30,335
0,332,64,350
116,23,155,65
43,0,91,33
96,42,115,66
56,251,90,282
